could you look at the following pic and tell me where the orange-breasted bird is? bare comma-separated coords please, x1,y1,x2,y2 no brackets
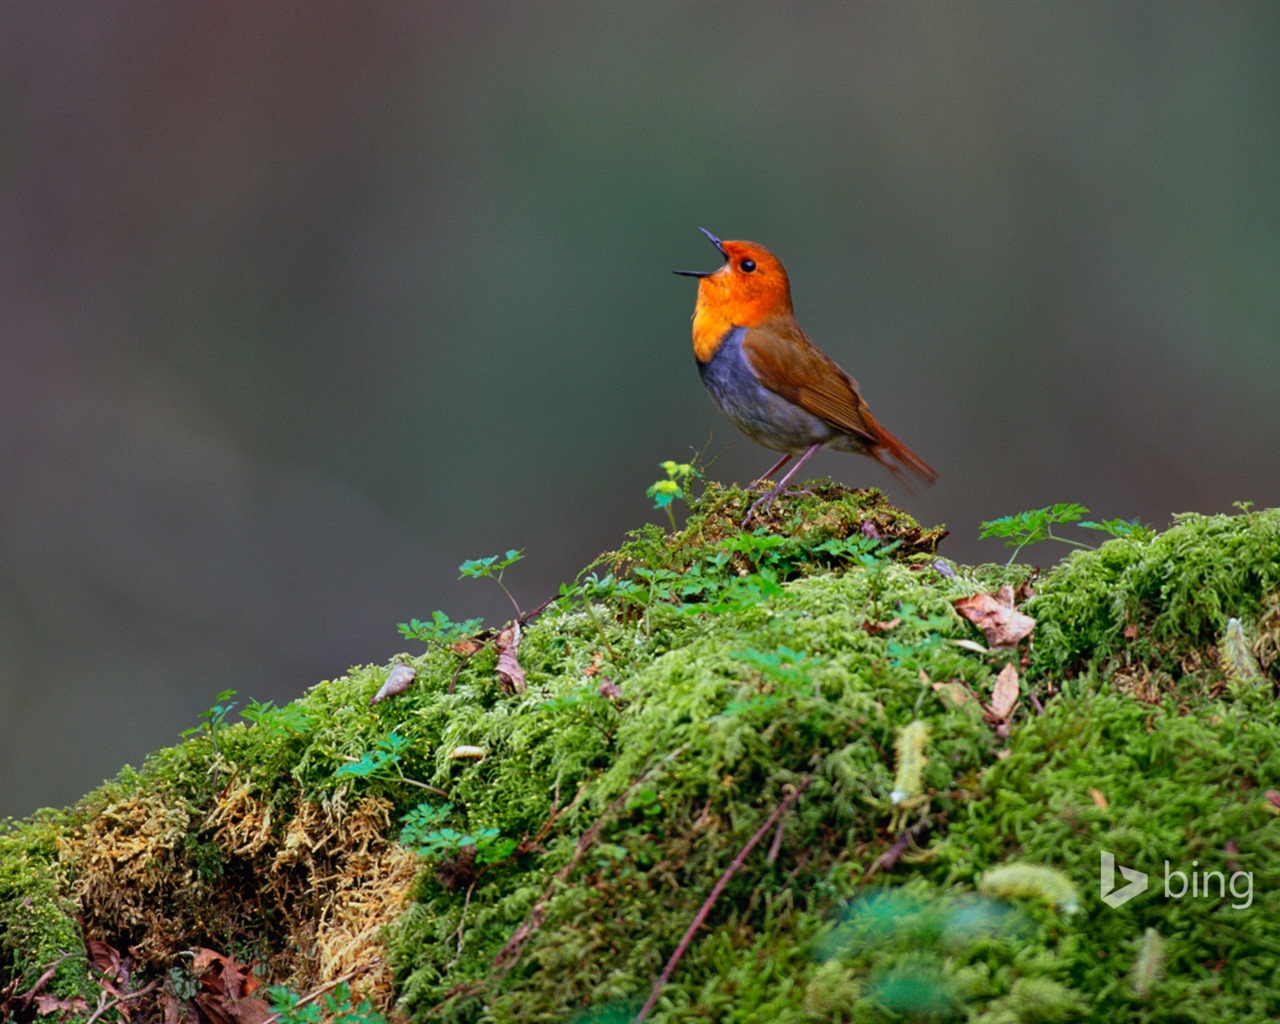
676,227,936,522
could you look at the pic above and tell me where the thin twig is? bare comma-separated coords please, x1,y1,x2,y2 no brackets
83,980,158,1024
492,745,687,977
6,953,77,1009
862,818,932,882
454,880,477,956
634,777,812,1024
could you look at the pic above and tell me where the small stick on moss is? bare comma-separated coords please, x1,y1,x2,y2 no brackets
863,818,932,882
492,745,688,976
83,980,158,1024
634,777,812,1024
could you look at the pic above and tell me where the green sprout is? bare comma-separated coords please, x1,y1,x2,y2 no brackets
397,609,484,647
399,802,516,864
980,503,1153,566
334,731,449,799
646,460,698,530
459,549,525,619
180,688,239,758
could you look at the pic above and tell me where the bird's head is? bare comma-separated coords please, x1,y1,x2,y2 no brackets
675,227,794,328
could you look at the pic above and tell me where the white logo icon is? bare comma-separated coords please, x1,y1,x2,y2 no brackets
1100,851,1149,907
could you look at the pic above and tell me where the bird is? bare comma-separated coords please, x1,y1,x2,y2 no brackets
675,227,936,523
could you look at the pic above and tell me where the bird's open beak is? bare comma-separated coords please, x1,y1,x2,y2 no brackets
673,226,729,277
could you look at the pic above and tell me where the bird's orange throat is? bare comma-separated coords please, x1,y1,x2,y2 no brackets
690,266,793,364
691,297,736,364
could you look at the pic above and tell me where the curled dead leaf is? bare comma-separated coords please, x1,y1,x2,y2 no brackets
931,680,972,706
598,679,623,699
35,993,90,1016
989,662,1020,722
953,586,1035,648
495,622,526,693
370,663,416,706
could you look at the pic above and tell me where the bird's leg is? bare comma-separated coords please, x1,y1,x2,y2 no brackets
742,443,822,525
749,453,793,491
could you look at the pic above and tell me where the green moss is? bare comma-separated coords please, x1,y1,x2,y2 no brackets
2,492,1279,1023
0,809,90,1003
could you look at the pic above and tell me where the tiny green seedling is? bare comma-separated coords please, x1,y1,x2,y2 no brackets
399,802,516,864
180,689,239,757
397,609,484,647
334,730,449,799
239,698,312,736
459,549,525,619
265,981,385,1024
646,460,699,530
980,503,1154,566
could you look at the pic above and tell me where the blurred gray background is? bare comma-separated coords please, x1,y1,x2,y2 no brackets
2,2,1278,819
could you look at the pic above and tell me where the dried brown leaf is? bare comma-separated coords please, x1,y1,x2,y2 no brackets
989,663,1020,721
370,663,416,706
495,622,526,693
598,679,623,699
35,994,89,1016
86,937,122,979
1089,788,1109,809
931,681,972,706
953,587,1035,648
194,993,273,1024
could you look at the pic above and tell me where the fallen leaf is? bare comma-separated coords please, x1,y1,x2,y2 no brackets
1124,623,1139,639
861,617,901,635
451,638,483,656
989,663,1020,721
598,679,623,699
34,994,89,1016
437,844,478,892
194,993,274,1024
187,949,271,1024
931,680,972,706
1089,788,1108,809
953,587,1035,648
86,937,123,980
370,663,416,706
495,622,526,693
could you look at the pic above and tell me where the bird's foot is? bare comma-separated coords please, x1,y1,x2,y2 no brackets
741,486,782,527
741,485,814,527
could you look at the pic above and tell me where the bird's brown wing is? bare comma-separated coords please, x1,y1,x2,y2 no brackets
741,318,879,445
743,318,938,484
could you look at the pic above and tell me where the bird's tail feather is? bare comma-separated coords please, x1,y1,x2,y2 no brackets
869,421,937,490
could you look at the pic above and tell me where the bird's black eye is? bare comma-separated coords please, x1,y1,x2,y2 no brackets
740,258,756,273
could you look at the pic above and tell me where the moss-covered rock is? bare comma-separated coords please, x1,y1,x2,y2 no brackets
2,486,1278,1022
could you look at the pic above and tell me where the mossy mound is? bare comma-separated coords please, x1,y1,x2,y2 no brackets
2,487,1279,1022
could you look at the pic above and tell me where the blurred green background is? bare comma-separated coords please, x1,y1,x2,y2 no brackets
2,1,1278,818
